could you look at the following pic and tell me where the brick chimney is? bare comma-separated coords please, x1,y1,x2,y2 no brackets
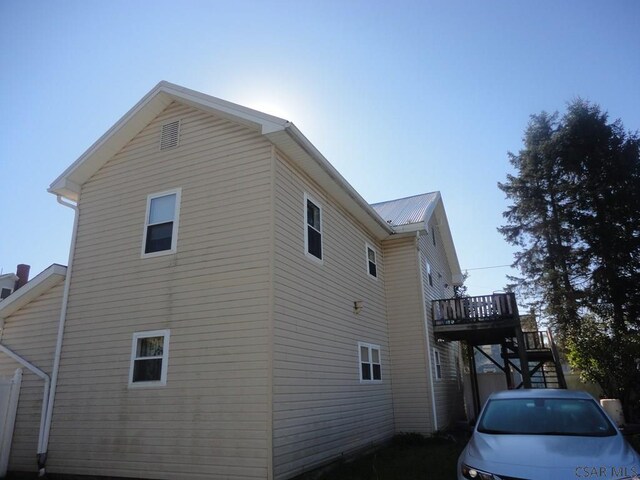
14,264,31,291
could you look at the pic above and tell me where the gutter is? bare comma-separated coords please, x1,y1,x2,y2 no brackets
415,232,439,432
283,123,394,238
38,195,79,476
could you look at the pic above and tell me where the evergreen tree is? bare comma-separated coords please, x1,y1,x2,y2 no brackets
499,100,640,421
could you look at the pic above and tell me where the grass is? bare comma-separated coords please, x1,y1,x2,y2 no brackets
295,433,467,480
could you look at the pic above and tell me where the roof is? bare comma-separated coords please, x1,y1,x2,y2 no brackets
372,192,439,227
372,192,463,284
0,264,67,322
49,81,393,239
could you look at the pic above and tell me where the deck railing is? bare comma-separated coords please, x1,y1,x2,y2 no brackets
522,330,550,350
432,293,518,327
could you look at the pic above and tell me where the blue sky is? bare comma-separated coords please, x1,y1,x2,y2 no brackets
1,0,639,296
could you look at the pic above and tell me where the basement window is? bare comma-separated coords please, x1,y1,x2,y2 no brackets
304,193,323,262
359,342,382,383
142,189,181,257
366,244,378,279
129,330,170,387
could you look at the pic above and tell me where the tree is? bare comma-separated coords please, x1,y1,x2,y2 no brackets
499,99,640,421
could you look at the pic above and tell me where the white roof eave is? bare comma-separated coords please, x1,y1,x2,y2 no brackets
266,125,394,240
49,81,393,239
0,264,67,322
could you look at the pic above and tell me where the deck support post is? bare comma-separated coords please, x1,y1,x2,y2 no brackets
467,342,481,418
514,325,532,388
501,343,513,389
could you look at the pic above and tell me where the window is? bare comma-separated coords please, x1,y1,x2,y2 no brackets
366,244,378,279
304,193,322,261
434,349,442,380
359,342,382,382
142,189,181,257
431,225,436,246
427,261,433,287
129,330,170,386
0,288,11,300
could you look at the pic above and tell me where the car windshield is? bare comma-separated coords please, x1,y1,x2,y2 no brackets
477,397,617,437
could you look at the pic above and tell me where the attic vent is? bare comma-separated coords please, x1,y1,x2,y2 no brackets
160,120,180,150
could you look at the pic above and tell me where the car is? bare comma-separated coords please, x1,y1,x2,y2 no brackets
458,389,640,480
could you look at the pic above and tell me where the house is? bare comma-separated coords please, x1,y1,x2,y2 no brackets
0,82,465,480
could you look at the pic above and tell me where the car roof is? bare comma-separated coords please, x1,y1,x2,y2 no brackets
486,389,596,401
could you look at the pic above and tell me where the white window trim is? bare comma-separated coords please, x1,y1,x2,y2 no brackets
141,188,182,259
365,243,378,280
303,192,323,265
128,329,170,388
358,341,382,384
434,349,442,381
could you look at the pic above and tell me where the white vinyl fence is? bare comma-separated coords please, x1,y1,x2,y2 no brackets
0,369,22,477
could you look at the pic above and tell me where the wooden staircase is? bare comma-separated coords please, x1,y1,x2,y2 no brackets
432,293,566,416
503,330,566,390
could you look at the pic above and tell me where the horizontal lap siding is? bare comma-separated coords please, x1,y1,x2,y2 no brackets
0,282,63,472
272,154,393,480
418,229,464,429
383,237,434,434
48,102,272,480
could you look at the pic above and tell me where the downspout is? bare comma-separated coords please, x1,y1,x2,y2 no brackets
0,344,50,455
416,232,439,432
38,195,79,477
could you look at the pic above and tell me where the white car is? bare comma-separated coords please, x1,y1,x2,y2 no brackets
458,389,640,480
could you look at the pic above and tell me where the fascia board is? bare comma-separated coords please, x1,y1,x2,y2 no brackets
158,82,288,135
268,125,394,240
429,198,463,284
0,265,67,320
391,222,425,234
49,85,173,200
48,81,289,201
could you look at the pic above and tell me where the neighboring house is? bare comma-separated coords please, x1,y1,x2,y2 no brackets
0,82,464,480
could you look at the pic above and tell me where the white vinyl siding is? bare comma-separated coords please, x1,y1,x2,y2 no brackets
418,230,464,429
0,282,63,473
48,102,272,480
141,189,181,257
272,152,393,479
383,236,434,434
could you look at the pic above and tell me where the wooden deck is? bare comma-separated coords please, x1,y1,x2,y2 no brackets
432,293,520,342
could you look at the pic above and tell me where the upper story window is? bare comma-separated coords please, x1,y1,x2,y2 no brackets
359,342,382,383
0,288,12,300
129,330,170,387
427,261,433,287
366,244,378,279
304,193,323,262
142,189,181,257
431,225,436,246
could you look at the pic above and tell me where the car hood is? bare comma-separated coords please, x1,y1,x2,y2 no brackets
464,432,640,479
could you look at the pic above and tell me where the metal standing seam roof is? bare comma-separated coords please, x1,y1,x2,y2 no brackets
371,192,439,227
